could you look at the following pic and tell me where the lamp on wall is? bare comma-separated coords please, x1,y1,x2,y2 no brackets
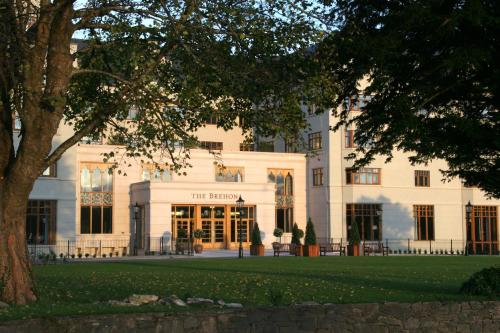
236,196,245,259
465,201,472,256
133,202,140,256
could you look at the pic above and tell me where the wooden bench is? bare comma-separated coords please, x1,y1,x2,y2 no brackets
363,241,389,256
272,242,290,256
319,242,346,256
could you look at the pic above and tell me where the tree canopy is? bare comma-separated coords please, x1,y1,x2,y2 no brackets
320,0,499,197
0,0,330,304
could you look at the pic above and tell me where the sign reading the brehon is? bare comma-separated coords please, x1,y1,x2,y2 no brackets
191,193,240,200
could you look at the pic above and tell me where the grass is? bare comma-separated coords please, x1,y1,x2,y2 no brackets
0,256,498,321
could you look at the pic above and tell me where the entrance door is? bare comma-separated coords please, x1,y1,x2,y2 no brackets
229,206,255,249
470,206,498,255
200,206,226,249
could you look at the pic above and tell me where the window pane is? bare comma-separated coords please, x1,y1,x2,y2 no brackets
81,168,91,192
102,169,113,192
81,206,91,234
103,207,112,233
91,168,102,192
91,206,102,233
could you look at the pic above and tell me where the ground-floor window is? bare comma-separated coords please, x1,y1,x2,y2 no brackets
171,205,256,248
26,200,57,245
276,207,293,233
414,205,434,240
468,206,498,255
346,203,382,241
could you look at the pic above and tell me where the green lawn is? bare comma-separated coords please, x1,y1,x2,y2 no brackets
1,256,498,321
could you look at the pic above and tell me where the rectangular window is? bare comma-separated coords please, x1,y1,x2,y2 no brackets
26,200,57,245
80,164,113,234
346,204,382,241
206,115,220,125
41,163,57,177
258,141,274,152
215,166,244,182
284,140,298,153
307,104,316,115
239,143,255,151
312,168,323,186
308,132,322,150
414,205,434,240
345,129,356,148
415,170,430,187
345,95,371,112
200,141,223,151
346,168,381,185
13,112,22,131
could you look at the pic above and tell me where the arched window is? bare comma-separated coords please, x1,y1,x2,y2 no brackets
162,169,172,182
267,171,276,183
285,173,293,196
276,172,284,196
216,170,225,182
91,167,102,192
236,170,242,182
142,169,151,181
80,167,91,192
102,168,113,192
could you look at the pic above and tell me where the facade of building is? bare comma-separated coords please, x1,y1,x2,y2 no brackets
273,97,499,255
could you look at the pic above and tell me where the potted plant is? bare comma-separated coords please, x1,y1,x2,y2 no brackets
290,223,304,256
347,221,361,256
303,218,319,257
193,229,205,254
250,223,265,256
273,228,283,243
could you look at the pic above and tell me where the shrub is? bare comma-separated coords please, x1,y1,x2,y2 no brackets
291,223,303,246
267,288,284,306
251,222,263,246
59,253,64,259
460,266,500,297
304,218,317,246
71,254,75,259
193,229,205,240
273,228,283,241
102,253,107,258
177,228,188,240
348,221,360,246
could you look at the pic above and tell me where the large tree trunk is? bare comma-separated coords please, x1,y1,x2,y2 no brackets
0,185,36,304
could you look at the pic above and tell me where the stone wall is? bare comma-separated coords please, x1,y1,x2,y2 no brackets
1,301,498,333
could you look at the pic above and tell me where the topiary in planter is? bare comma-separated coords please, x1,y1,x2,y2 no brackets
291,223,302,246
304,218,317,246
460,266,500,297
273,228,283,242
250,223,264,256
348,220,361,256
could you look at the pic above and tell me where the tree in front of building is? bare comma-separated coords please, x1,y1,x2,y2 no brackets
319,0,500,197
250,222,264,256
0,1,331,304
303,218,318,256
348,221,361,257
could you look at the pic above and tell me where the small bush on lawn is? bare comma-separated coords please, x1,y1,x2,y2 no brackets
460,266,500,297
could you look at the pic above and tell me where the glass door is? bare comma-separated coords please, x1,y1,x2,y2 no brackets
200,206,225,249
229,206,255,249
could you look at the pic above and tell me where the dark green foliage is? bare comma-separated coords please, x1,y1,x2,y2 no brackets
273,228,283,238
349,222,361,246
320,0,500,197
267,288,285,306
291,223,303,246
193,229,204,239
177,229,188,240
460,266,500,297
304,218,317,246
251,223,262,246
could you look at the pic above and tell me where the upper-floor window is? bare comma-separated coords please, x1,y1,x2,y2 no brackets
239,143,255,151
141,165,172,182
267,169,293,197
80,136,103,145
41,163,57,177
312,168,323,186
345,129,357,148
200,141,223,151
308,132,322,150
206,115,220,125
80,164,113,234
345,95,371,112
258,141,274,152
307,104,316,115
13,112,22,131
414,170,430,187
215,166,244,182
346,168,381,185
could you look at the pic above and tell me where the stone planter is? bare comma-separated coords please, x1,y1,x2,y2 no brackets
250,244,265,256
294,244,303,256
348,244,360,256
304,244,319,257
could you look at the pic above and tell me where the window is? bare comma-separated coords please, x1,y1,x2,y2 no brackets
258,141,274,152
200,141,223,151
268,169,294,233
346,204,382,241
215,166,244,182
284,140,298,153
230,206,256,242
307,104,316,115
345,95,371,112
346,168,381,185
415,170,430,187
13,112,22,131
414,205,434,240
206,115,220,125
308,132,322,150
80,164,113,234
469,206,498,255
141,165,172,182
80,136,103,145
312,168,323,186
26,200,56,245
41,163,57,177
345,129,357,148
239,143,255,151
